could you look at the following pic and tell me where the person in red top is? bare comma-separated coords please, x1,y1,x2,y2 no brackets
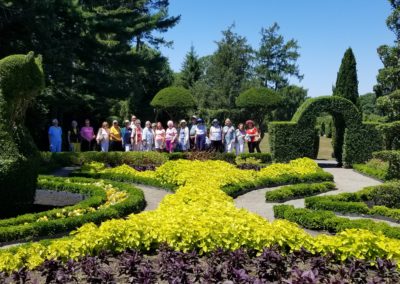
245,120,260,153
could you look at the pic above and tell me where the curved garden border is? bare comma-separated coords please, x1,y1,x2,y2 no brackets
0,176,145,244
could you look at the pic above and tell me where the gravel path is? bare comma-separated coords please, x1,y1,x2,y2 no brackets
234,164,385,224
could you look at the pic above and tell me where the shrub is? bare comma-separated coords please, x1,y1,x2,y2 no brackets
373,150,400,180
0,176,145,243
274,205,400,240
265,182,336,202
268,96,383,167
377,121,400,150
353,158,389,180
0,52,45,212
150,87,195,120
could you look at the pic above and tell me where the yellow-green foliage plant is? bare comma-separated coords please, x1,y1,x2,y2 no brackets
1,158,400,272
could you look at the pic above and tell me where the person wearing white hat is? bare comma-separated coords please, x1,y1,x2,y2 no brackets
209,118,223,152
48,118,62,152
178,120,189,151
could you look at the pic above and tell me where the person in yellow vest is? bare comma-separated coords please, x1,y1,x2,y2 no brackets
109,120,122,151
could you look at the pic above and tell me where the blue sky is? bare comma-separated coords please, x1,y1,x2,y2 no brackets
159,0,394,97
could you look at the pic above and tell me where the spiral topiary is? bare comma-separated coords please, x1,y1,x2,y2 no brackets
0,52,45,213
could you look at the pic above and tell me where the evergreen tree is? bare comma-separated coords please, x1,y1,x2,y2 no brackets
333,48,359,105
180,45,201,89
204,25,253,109
0,0,179,148
374,0,400,97
255,23,303,90
332,47,359,166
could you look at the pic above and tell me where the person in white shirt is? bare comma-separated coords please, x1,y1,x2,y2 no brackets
235,123,246,155
96,121,110,152
142,121,155,151
178,120,190,151
209,118,223,152
195,118,206,151
222,118,235,153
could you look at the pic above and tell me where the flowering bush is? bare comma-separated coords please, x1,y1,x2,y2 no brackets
1,158,399,273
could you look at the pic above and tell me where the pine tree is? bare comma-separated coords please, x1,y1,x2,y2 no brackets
333,48,359,105
180,46,201,89
255,23,303,90
332,47,359,166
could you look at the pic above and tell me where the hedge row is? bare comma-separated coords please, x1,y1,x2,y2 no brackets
0,176,145,243
39,151,273,173
305,182,400,222
274,205,400,240
222,171,334,198
268,96,383,166
72,171,177,192
265,182,336,202
373,150,400,180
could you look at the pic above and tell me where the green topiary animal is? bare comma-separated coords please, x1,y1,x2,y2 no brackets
0,52,45,214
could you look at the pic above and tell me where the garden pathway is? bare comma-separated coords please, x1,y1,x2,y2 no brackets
234,164,383,223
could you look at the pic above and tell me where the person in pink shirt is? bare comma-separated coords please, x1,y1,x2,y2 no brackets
80,119,96,151
154,122,165,152
165,120,177,153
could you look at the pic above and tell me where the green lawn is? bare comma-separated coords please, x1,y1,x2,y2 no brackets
247,134,334,161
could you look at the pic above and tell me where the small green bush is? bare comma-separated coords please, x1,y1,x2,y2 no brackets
265,182,336,202
353,158,389,180
373,150,400,180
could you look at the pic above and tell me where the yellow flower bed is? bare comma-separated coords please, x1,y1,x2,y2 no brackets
1,158,399,272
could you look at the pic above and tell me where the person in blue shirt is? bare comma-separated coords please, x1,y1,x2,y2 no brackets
121,120,133,151
48,118,62,152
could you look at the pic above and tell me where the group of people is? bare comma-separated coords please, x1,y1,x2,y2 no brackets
48,115,262,155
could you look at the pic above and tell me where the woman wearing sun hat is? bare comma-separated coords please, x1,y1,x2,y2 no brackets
245,120,259,153
195,118,206,151
178,119,190,151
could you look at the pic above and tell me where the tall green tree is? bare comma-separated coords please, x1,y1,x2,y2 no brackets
204,25,253,109
333,48,359,105
273,85,308,121
255,23,303,90
180,45,201,89
332,48,359,166
374,0,400,97
0,0,179,149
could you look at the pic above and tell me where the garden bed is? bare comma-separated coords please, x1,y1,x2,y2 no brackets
3,246,399,283
0,176,145,244
1,158,400,273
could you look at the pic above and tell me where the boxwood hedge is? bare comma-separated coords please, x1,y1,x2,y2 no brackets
0,176,145,244
269,96,383,167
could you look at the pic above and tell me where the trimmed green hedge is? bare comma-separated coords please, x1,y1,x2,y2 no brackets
0,176,145,243
274,205,400,240
305,182,400,222
39,151,273,173
72,171,177,192
373,150,400,180
377,121,400,150
265,182,336,202
0,52,45,212
269,96,383,167
222,171,334,198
